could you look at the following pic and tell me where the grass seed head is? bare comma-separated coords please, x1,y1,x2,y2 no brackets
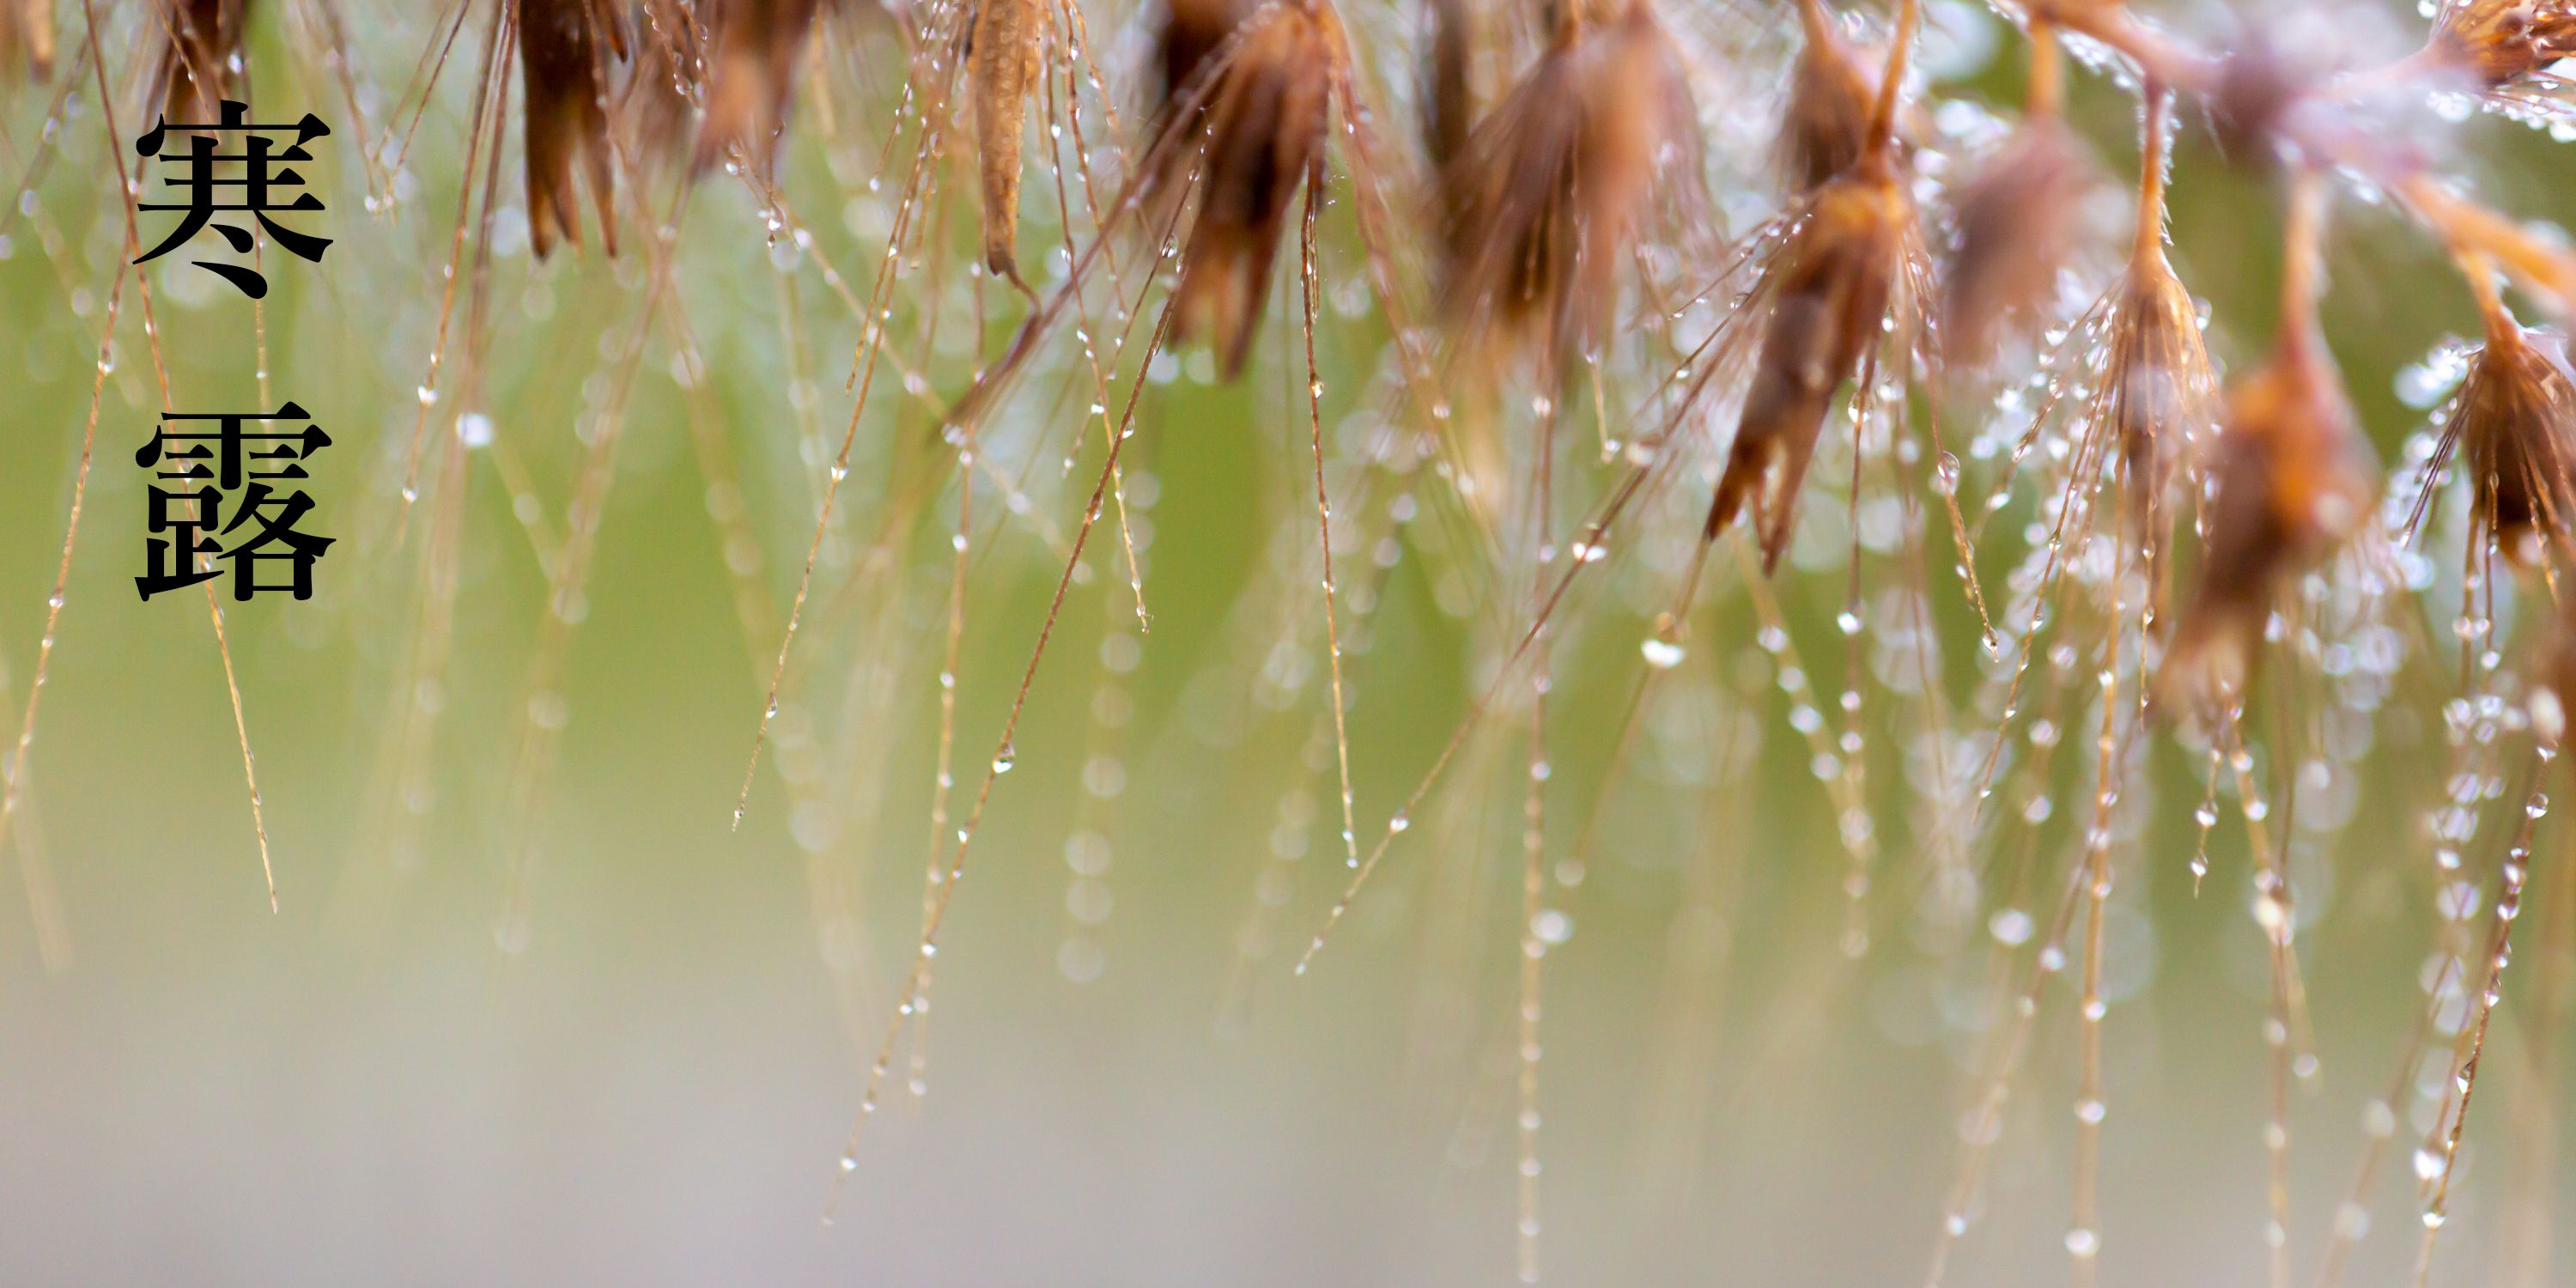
1941,118,2090,370
1439,0,1696,368
1163,0,1340,380
1777,2,1880,194
2103,246,2215,559
2433,0,2576,89
1707,155,1910,571
1421,0,1473,183
2446,323,2576,562
1141,0,1247,204
694,0,825,174
1151,0,1247,121
2162,325,2377,714
154,0,250,125
2207,37,2317,171
624,0,703,161
519,0,623,258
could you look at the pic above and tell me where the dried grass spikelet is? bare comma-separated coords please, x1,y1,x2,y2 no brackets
520,0,624,258
695,0,824,173
1704,150,1911,570
154,0,251,125
2206,32,2325,171
1151,0,1247,123
1158,0,1340,380
2427,320,2576,563
2,0,55,80
1438,0,1697,368
2160,292,2376,714
1422,0,1474,184
2433,0,2576,89
970,0,1044,292
1941,118,2089,369
1777,0,1880,193
2099,243,2215,569
1138,0,1246,225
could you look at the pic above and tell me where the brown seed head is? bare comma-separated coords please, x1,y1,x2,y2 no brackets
1705,155,1911,571
1421,0,1473,183
519,0,623,258
1141,0,1249,205
154,0,250,125
2443,323,2576,562
2,0,55,80
2206,36,2316,170
1941,118,2090,369
625,0,704,162
1438,0,1696,368
2434,0,2576,89
1151,0,1249,121
695,0,824,174
1777,3,1880,193
2100,246,2216,564
1161,0,1341,380
2162,329,2378,713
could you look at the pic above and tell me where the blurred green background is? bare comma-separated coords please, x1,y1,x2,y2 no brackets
1,0,2573,1284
